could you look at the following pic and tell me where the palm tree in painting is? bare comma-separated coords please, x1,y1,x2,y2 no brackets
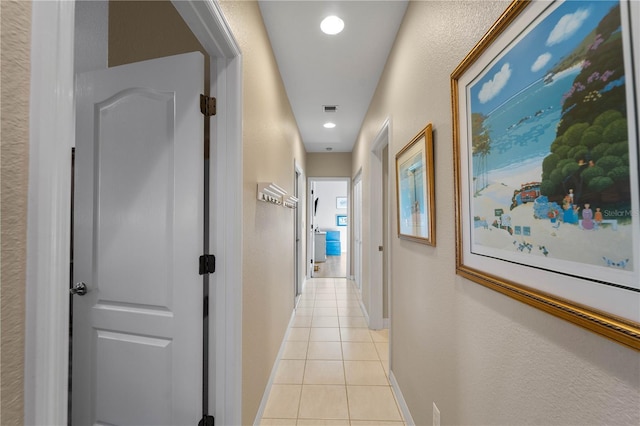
472,113,491,194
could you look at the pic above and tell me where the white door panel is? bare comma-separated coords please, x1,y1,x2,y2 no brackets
73,52,204,426
95,89,175,308
95,331,172,426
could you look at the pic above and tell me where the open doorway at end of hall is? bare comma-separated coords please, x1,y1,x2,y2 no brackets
309,178,350,278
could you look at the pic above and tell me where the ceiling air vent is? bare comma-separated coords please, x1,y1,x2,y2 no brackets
323,105,338,113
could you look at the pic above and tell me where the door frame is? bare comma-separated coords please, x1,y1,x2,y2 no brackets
368,118,392,330
353,170,363,290
24,1,243,425
294,160,304,299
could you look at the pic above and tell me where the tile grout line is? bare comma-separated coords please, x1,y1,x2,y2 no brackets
338,316,352,424
296,283,315,422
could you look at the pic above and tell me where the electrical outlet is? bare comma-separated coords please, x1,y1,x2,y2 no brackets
433,402,440,426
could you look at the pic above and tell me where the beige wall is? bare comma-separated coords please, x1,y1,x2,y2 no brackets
219,1,307,423
109,0,208,68
307,152,352,178
353,1,639,425
1,1,31,424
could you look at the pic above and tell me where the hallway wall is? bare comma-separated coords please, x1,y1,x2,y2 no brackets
352,1,639,425
108,1,208,70
218,1,307,423
1,1,31,424
307,152,352,178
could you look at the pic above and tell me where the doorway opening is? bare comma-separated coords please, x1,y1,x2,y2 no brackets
308,178,350,278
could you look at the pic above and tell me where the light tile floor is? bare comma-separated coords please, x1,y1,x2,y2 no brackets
313,254,347,278
260,278,405,426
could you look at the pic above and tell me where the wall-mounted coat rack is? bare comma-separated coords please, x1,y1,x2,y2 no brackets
257,182,298,209
284,195,299,209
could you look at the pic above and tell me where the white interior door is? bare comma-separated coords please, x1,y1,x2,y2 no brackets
72,51,204,426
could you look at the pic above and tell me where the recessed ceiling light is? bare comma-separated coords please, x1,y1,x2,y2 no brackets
324,122,336,129
320,16,344,35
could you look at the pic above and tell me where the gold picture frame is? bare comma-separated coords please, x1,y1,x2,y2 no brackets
395,123,436,246
451,0,639,350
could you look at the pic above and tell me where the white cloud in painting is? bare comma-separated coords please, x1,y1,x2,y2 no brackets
478,63,512,104
547,8,590,46
531,53,552,72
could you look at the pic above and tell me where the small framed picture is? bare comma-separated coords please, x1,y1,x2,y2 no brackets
336,197,347,209
336,215,347,226
395,123,436,245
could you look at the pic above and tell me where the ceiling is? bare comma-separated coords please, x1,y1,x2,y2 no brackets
258,1,409,153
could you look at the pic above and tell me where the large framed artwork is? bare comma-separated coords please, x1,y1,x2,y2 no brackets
451,0,639,349
395,123,436,245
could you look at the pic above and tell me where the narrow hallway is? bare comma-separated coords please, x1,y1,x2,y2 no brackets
260,278,405,425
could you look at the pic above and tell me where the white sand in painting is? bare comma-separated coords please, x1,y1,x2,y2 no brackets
473,162,634,269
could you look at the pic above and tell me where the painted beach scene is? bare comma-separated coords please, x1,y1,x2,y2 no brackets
398,146,427,238
468,0,636,287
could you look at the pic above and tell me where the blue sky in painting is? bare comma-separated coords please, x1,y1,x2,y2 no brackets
470,0,619,116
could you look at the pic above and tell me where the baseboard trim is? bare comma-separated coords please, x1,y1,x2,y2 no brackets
253,309,297,425
359,299,371,327
299,278,309,300
389,370,415,426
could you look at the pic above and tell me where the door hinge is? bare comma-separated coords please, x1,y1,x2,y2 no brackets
200,95,216,116
199,254,216,275
198,415,214,426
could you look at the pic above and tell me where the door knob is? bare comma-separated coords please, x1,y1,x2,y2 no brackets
70,282,88,296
